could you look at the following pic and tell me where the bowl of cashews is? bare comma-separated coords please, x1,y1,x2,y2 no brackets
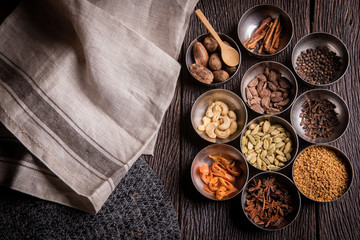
191,89,248,143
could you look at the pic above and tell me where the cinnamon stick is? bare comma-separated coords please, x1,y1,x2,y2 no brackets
243,17,272,46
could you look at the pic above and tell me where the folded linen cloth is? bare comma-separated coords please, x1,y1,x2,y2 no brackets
0,0,197,213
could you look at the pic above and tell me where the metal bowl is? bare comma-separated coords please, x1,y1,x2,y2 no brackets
240,61,298,115
241,172,301,231
240,115,299,172
292,145,353,203
191,89,248,143
186,33,241,86
237,4,294,57
290,89,349,144
191,144,249,201
291,32,350,87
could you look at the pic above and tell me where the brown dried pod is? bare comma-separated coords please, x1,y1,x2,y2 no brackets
246,87,253,100
249,87,258,97
268,81,277,91
256,80,266,93
209,52,222,71
190,63,214,84
263,67,270,77
277,87,288,93
271,91,282,98
277,98,289,106
271,96,283,103
213,70,229,82
266,107,281,114
261,96,271,109
282,92,289,99
249,98,261,106
268,70,281,82
259,88,271,98
202,36,218,52
224,65,237,75
193,41,209,67
257,74,267,82
251,104,265,114
248,77,259,88
279,77,291,89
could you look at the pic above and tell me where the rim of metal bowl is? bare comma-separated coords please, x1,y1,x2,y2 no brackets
190,143,250,201
237,4,294,58
291,32,350,87
292,144,354,203
191,89,248,144
185,33,241,87
239,115,299,172
290,89,350,144
240,61,299,116
241,171,301,231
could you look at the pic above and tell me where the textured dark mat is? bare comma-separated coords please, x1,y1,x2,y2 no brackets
0,158,180,240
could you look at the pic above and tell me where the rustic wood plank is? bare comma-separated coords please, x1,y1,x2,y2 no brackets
179,0,316,239
312,0,360,239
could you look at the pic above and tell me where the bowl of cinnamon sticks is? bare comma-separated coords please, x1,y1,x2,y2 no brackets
237,4,294,57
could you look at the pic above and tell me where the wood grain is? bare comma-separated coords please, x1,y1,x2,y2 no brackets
313,0,360,239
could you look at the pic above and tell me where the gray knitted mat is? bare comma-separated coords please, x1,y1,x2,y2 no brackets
0,158,180,240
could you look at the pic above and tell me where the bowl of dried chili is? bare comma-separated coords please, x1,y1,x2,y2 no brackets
241,172,301,231
191,144,249,201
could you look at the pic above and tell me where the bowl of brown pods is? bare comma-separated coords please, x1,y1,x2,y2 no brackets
186,33,241,86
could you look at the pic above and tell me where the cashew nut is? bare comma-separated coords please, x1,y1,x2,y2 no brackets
214,101,229,116
229,121,238,134
205,122,219,139
212,110,221,122
197,116,212,132
218,115,231,130
215,127,231,139
206,103,216,118
228,110,237,121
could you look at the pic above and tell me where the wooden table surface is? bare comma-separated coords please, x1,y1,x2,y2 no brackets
1,0,359,239
143,0,360,239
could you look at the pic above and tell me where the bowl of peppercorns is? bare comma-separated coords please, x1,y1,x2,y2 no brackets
291,32,349,87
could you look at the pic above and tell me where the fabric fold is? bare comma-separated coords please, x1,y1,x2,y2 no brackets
0,0,198,213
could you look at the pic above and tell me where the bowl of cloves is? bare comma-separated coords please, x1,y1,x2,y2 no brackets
291,32,349,87
240,61,298,115
237,4,294,57
290,89,350,144
241,172,301,231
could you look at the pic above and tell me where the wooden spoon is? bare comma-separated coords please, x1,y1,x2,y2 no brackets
195,9,240,67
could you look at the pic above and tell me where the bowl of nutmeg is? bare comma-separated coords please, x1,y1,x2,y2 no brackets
240,61,298,115
186,33,241,86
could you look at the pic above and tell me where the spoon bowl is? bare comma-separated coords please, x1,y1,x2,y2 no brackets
195,9,240,66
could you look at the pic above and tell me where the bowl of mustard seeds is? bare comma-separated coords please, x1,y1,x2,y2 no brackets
292,145,353,202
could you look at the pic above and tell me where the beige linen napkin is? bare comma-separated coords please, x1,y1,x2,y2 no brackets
0,0,197,213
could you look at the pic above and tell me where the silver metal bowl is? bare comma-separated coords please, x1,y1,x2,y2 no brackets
237,4,294,57
292,145,353,203
291,32,350,87
186,33,241,86
239,115,299,172
290,89,349,144
240,61,298,115
191,89,248,143
191,144,249,201
241,172,301,231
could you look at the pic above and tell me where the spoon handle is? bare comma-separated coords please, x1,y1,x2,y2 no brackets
195,9,224,46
